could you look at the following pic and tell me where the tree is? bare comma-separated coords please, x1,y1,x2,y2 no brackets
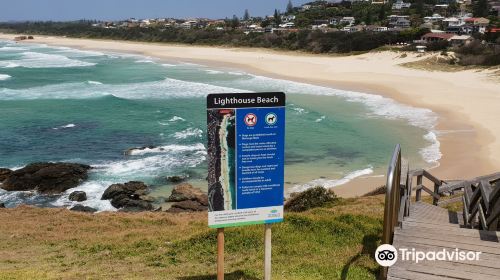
473,0,489,17
286,0,294,14
274,9,282,25
231,15,240,29
243,9,250,21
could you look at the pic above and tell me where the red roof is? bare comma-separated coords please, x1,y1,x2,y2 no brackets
488,28,500,33
421,32,454,40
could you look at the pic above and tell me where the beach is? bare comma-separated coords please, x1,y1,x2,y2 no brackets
1,33,499,197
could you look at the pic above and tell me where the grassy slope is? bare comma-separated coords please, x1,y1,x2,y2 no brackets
0,196,384,280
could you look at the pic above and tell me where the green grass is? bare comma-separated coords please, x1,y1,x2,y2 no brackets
0,195,385,280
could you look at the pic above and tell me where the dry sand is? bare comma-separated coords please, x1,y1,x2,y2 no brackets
2,34,499,197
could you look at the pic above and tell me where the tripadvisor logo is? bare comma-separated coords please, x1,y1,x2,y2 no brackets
375,244,482,267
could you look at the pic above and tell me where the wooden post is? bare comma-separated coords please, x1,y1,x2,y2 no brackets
416,175,422,201
264,224,272,280
217,228,225,280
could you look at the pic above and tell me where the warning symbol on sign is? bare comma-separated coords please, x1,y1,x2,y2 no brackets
244,113,257,126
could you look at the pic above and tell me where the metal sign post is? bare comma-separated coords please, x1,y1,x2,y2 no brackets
264,223,272,280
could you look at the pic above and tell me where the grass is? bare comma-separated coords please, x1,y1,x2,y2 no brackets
0,195,385,280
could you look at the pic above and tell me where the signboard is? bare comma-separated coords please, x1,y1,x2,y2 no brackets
207,92,286,228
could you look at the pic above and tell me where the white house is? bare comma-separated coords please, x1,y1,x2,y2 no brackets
392,0,411,9
424,14,445,23
340,17,356,26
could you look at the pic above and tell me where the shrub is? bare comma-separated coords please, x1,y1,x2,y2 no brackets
285,186,338,212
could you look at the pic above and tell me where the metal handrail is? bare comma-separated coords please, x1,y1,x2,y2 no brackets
382,144,402,246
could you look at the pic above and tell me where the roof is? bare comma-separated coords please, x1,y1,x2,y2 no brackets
449,35,472,40
421,32,454,40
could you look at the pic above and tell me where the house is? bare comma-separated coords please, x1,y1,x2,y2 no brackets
449,35,473,46
342,25,364,32
340,17,356,26
279,22,295,28
300,4,312,11
365,25,388,32
281,15,296,22
464,17,490,33
424,14,445,24
372,0,388,4
421,32,454,42
388,15,411,29
392,0,411,10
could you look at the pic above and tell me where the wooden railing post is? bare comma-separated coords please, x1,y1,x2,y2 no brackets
416,175,422,201
433,182,440,205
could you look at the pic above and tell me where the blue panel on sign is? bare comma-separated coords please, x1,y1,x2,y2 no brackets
235,107,285,209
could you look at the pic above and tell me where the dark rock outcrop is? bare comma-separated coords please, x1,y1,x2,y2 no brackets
0,202,5,208
166,200,208,213
101,181,153,211
166,183,208,213
166,175,188,183
124,146,156,156
167,183,208,205
70,205,97,213
0,168,12,182
1,163,91,194
69,191,87,202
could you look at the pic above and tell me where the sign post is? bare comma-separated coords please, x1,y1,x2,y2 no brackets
217,228,224,280
206,92,286,279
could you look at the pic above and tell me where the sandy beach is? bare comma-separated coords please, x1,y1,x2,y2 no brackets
1,34,499,197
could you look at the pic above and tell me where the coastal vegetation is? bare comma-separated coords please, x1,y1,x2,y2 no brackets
0,21,429,54
0,194,384,280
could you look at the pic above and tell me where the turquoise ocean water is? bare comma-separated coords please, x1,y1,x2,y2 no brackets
0,40,440,211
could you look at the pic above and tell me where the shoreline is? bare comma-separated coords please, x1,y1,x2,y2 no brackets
1,34,499,197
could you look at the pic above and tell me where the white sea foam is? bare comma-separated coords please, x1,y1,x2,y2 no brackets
173,128,203,139
135,59,155,64
87,80,103,85
419,131,442,166
0,78,247,100
95,145,206,179
315,116,326,122
128,143,206,156
0,46,28,51
291,167,374,193
53,123,76,130
0,74,11,81
169,116,185,122
162,63,177,67
52,181,116,212
206,69,224,74
0,51,96,68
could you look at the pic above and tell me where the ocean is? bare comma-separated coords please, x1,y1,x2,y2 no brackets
0,40,440,211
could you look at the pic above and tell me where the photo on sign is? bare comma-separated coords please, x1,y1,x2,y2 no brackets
207,108,236,211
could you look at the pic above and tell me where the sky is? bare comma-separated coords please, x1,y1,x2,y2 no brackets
0,0,311,22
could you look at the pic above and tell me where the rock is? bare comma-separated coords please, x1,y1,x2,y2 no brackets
101,181,147,200
70,205,97,213
124,145,156,156
69,191,87,202
101,181,153,211
1,163,91,194
0,168,12,182
0,202,5,208
166,175,188,183
166,200,208,213
167,183,208,206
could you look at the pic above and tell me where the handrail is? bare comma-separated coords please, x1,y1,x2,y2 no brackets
381,145,411,279
382,144,402,246
463,179,500,231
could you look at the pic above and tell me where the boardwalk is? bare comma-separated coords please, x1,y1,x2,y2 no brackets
382,145,500,279
389,202,500,279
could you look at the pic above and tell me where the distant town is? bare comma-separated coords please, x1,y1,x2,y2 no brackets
88,0,499,46
1,0,498,65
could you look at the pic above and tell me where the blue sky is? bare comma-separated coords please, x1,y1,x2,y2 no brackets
0,0,311,22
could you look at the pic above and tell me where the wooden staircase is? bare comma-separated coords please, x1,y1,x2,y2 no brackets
389,202,500,280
